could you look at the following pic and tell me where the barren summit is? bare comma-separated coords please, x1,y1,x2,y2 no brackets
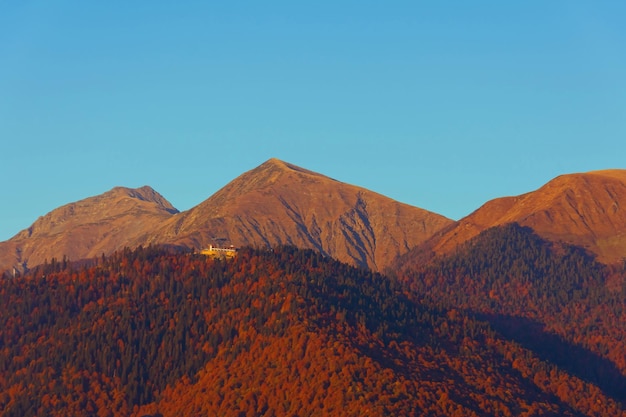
0,186,178,273
4,163,626,273
137,158,453,271
195,158,339,212
0,159,452,273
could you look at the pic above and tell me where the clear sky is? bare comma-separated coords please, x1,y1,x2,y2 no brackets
1,1,625,241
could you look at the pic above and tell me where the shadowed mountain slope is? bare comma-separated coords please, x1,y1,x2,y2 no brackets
137,158,452,271
424,170,626,264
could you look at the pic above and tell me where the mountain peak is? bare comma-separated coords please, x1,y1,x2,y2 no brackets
0,185,179,272
255,158,337,182
199,159,338,207
108,185,179,214
141,159,452,271
263,157,289,168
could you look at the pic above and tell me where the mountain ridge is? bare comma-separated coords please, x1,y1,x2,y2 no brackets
423,169,626,264
0,185,178,272
0,158,452,273
3,162,626,274
134,158,452,270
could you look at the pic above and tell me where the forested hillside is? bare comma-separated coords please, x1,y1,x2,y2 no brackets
1,245,624,416
398,223,626,409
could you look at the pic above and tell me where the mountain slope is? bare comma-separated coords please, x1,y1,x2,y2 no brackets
396,223,626,408
0,186,178,272
2,246,623,416
138,158,453,271
426,169,626,264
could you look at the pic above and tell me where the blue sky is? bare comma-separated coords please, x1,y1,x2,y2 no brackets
1,1,625,241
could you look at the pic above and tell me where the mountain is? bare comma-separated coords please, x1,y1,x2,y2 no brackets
0,186,178,273
0,159,452,273
5,163,625,273
2,245,624,416
395,222,626,412
134,158,453,271
423,169,626,264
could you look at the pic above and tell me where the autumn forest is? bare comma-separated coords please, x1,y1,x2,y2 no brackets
1,223,626,416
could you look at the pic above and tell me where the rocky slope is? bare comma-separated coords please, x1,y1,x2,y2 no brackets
0,159,452,273
0,186,178,273
137,158,453,271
